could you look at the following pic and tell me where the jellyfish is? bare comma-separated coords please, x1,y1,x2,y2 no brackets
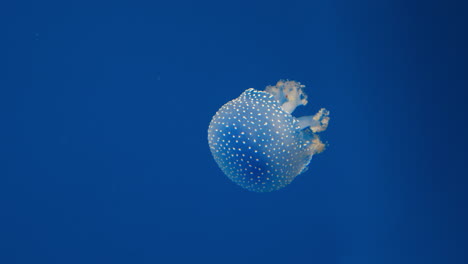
208,80,330,192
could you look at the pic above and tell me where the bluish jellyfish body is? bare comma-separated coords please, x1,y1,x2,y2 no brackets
208,80,330,192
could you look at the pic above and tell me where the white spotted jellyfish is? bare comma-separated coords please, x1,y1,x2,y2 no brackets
208,80,330,192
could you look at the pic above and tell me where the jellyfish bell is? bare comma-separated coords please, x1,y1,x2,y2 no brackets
208,80,330,192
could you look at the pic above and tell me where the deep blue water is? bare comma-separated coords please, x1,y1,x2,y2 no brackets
2,1,467,263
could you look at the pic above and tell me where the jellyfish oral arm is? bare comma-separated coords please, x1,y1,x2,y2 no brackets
281,100,302,114
296,108,330,132
296,116,320,130
265,80,308,114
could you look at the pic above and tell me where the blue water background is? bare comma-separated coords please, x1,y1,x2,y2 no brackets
2,1,467,263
